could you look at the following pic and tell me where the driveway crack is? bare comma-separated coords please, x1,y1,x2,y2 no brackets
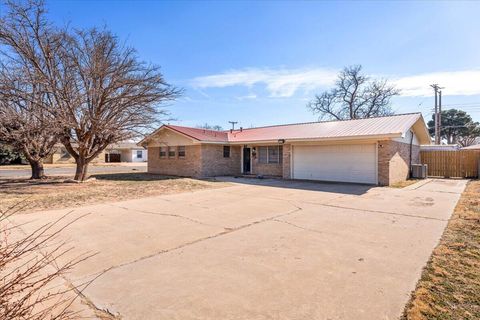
108,204,220,228
102,205,303,274
318,203,448,221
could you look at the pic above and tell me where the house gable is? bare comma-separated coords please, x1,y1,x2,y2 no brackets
144,127,198,147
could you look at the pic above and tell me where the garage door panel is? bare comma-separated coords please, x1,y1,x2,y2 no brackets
293,144,376,184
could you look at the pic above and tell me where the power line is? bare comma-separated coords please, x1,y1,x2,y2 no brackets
442,102,480,107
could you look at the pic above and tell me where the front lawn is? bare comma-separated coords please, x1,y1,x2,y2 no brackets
402,180,480,319
0,173,229,213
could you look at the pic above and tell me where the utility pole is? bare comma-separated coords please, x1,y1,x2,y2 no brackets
438,90,442,144
228,121,238,130
431,84,440,144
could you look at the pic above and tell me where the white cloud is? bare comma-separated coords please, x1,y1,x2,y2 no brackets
393,70,480,97
236,94,257,101
191,67,338,98
191,67,480,98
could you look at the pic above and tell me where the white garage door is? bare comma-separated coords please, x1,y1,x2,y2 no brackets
292,144,377,184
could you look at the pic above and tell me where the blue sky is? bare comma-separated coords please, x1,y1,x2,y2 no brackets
43,0,480,128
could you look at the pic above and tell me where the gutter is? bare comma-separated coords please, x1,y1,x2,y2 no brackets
224,133,403,145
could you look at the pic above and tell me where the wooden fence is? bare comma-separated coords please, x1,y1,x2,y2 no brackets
420,150,480,178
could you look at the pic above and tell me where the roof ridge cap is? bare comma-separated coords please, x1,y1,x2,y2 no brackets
230,112,422,132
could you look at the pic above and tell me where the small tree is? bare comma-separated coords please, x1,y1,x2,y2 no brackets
307,65,400,120
428,109,480,146
0,142,25,165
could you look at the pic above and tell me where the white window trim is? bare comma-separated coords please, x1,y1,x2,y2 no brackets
168,146,176,158
259,146,281,164
178,146,186,158
160,146,167,158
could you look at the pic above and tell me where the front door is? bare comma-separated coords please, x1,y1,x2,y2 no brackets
243,147,251,173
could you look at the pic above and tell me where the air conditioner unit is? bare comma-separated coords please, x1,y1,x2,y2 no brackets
411,164,428,179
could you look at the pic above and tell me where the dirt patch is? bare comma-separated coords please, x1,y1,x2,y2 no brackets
0,173,230,213
402,180,480,319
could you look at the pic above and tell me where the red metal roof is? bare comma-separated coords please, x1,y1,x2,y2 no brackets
141,113,429,145
227,113,423,142
166,125,229,142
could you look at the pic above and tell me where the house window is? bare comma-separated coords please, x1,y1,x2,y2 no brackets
268,146,280,163
168,146,176,158
223,146,230,158
258,147,268,164
136,150,143,159
258,146,282,164
178,146,185,158
159,147,167,158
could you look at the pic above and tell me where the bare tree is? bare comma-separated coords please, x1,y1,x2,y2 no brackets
307,65,400,120
54,29,179,181
0,0,179,181
197,123,223,131
0,202,93,319
0,0,63,179
0,66,58,179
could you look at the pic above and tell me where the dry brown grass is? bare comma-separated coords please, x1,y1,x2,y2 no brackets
0,173,229,213
402,180,480,320
389,179,421,188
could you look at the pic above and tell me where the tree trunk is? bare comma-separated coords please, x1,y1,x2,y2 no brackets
74,156,90,181
29,159,45,179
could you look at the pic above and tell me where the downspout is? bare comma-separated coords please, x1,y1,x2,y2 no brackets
409,130,414,178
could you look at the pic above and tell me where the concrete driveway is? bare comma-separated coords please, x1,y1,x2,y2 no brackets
10,178,467,320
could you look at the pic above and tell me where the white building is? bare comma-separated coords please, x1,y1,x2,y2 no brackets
105,142,148,162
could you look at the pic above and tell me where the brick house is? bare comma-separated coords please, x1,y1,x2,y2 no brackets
139,113,431,186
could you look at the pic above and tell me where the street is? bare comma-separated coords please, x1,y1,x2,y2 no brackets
0,163,147,178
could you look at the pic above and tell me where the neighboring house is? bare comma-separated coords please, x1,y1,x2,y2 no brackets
420,144,460,151
105,142,148,162
461,144,480,150
139,113,430,186
45,145,105,164
45,142,147,164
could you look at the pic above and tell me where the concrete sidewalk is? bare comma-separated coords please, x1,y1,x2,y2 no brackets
10,178,467,319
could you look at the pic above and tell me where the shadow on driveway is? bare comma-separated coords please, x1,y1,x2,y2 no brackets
214,176,374,196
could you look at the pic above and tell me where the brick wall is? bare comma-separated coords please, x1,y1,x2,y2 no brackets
250,145,283,177
201,145,241,177
147,145,202,177
378,140,420,185
252,162,282,176
282,144,291,179
147,144,241,178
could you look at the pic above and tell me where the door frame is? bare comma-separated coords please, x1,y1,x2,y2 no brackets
241,146,252,174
